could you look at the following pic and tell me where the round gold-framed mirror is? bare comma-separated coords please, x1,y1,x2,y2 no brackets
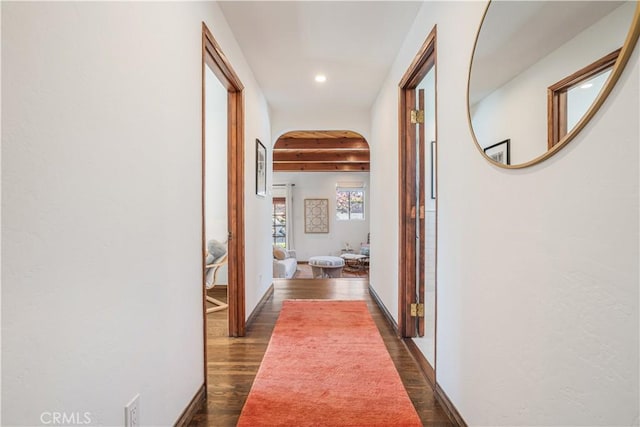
468,1,640,169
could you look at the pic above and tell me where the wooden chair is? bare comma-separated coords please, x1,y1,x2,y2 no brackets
205,251,228,314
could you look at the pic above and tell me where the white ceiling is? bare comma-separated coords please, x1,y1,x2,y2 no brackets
218,1,423,114
219,1,628,116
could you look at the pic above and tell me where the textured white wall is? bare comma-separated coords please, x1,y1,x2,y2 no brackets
1,2,271,425
369,68,401,322
371,1,639,425
273,172,370,262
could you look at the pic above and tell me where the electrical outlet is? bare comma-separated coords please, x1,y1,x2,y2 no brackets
125,394,140,427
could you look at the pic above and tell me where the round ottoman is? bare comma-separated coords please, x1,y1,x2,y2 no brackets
308,256,345,279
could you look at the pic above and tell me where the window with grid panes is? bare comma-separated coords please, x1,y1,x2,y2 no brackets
336,187,364,220
272,197,286,247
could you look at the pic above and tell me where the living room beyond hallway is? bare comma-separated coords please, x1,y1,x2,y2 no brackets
293,262,368,279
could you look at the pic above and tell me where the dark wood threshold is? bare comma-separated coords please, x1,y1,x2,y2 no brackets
246,283,274,328
435,383,468,427
368,284,399,336
174,383,205,427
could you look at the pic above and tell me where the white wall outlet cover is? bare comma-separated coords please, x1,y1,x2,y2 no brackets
125,394,140,427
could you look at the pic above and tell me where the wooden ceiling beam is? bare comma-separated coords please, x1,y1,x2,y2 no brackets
274,148,369,154
282,130,362,139
273,131,370,173
275,137,369,150
273,150,370,162
273,162,370,172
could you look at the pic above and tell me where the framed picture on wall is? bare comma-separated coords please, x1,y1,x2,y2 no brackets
256,139,266,197
304,198,329,233
483,139,511,165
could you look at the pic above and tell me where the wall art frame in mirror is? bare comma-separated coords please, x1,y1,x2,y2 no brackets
483,139,511,165
468,0,640,169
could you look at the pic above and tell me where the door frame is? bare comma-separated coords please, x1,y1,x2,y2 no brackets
202,21,246,348
398,26,437,382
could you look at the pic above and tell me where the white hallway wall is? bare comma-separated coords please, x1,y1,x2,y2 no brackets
273,172,370,261
370,1,638,426
1,2,271,425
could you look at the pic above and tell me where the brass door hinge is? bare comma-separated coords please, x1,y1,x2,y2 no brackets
410,303,425,317
410,109,425,124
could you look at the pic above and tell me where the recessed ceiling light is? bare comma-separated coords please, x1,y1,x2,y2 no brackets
315,74,327,83
580,83,593,89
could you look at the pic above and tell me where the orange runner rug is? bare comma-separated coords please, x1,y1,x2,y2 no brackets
237,300,422,426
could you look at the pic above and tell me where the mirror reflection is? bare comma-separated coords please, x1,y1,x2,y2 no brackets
567,69,612,131
469,1,636,166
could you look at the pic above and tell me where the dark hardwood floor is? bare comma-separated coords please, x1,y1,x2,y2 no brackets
190,278,453,426
206,286,228,337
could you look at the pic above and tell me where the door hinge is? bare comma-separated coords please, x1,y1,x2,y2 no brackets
228,231,233,241
410,303,425,317
410,109,425,124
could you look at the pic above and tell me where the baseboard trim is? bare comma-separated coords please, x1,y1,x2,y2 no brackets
401,338,467,427
435,383,468,427
403,338,435,387
368,284,399,335
174,383,205,427
246,283,274,327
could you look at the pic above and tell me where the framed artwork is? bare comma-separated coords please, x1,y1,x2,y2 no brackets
484,139,511,165
430,141,436,199
304,198,329,233
256,139,266,197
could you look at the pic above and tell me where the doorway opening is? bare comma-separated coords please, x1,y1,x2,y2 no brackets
398,26,437,385
271,131,370,280
201,22,246,364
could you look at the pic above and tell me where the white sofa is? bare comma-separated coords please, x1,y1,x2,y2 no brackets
273,249,297,279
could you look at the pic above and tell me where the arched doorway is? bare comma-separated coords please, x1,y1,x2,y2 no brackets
271,130,370,277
